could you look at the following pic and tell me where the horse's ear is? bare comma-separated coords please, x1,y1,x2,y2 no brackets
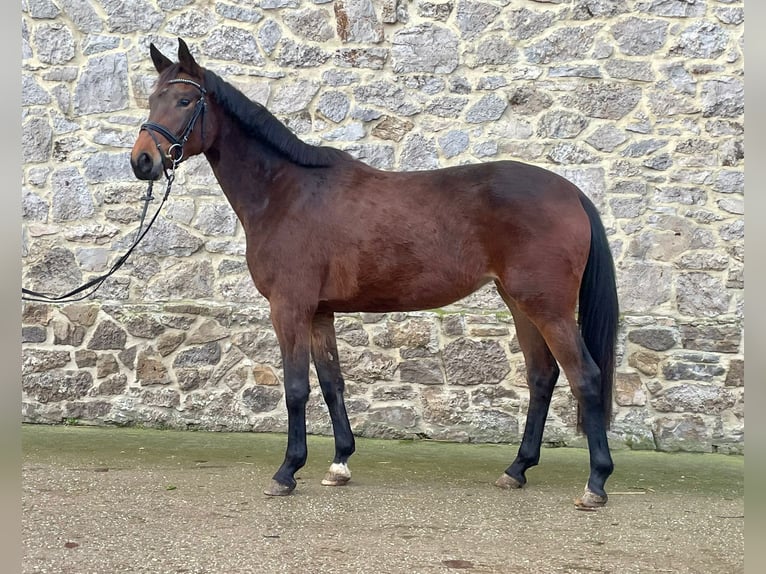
177,38,201,76
149,43,173,74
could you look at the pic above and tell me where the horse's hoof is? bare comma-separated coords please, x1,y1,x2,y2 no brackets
574,488,608,510
264,480,295,497
494,473,523,490
321,462,351,486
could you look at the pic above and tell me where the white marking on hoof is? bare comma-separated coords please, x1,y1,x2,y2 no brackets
321,462,351,486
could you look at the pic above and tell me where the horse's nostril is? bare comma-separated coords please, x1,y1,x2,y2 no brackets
138,152,152,170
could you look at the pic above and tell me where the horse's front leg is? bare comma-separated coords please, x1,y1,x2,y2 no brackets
311,311,355,486
264,301,314,496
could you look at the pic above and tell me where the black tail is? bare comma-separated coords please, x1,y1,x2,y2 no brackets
576,192,619,430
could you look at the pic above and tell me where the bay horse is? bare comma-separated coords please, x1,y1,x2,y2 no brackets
130,39,619,509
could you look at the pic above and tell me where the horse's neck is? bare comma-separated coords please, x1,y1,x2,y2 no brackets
204,126,294,224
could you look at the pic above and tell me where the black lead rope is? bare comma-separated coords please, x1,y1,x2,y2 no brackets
21,169,176,303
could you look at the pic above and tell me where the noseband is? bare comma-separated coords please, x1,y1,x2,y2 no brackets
141,78,207,169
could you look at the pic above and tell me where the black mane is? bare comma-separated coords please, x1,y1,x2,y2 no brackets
201,68,351,168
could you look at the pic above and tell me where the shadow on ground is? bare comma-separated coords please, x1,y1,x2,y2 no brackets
22,425,743,574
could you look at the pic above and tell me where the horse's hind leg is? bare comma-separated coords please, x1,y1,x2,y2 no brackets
493,294,560,490
311,311,355,486
530,313,613,508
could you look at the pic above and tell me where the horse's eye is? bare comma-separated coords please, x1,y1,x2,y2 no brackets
178,98,191,107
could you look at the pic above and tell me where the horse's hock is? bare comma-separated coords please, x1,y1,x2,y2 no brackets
22,2,743,455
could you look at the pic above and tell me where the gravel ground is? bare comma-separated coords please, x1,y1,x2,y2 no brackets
22,425,744,574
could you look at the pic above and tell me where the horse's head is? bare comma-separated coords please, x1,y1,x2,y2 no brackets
130,38,214,180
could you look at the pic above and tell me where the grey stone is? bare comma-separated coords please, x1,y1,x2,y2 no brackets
146,260,215,299
473,141,498,158
628,327,677,351
573,0,629,18
203,26,265,65
315,91,351,122
216,2,263,23
449,76,472,95
334,0,384,43
617,262,672,313
605,60,654,82
456,0,501,40
438,130,470,159
22,326,47,343
705,120,743,137
621,139,668,158
652,415,712,453
715,7,744,26
571,83,641,120
553,167,606,208
474,36,518,67
353,81,420,116
81,34,120,55
24,0,61,18
477,76,508,90
242,385,283,413
725,359,743,387
284,7,334,41
321,122,365,142
22,349,70,375
392,24,459,74
648,84,699,117
585,124,628,152
671,22,728,59
22,75,51,106
74,53,129,115
653,382,733,413
87,320,127,351
334,47,389,69
443,338,509,386
173,342,222,367
258,20,282,55
278,39,331,68
465,93,507,124
417,1,454,22
23,371,93,403
33,23,75,65
611,17,668,56
371,385,417,401
165,7,217,37
22,189,49,222
614,373,646,407
399,134,439,171
270,81,320,114
343,349,397,383
525,25,601,63
335,316,369,346
50,167,94,222
74,350,97,368
96,374,127,395
399,359,444,385
262,0,299,8
344,143,395,169
609,196,645,218
52,318,86,346
507,86,553,115
677,252,729,271
719,219,744,242
102,0,163,32
25,247,83,296
547,143,597,165
548,65,602,78
57,0,103,32
538,111,588,139
22,117,52,164
680,323,741,354
636,0,705,18
676,273,732,318
83,152,133,182
193,203,238,236
701,78,744,118
714,171,744,195
507,8,556,40
425,96,469,119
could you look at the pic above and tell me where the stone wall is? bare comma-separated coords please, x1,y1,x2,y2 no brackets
22,0,744,453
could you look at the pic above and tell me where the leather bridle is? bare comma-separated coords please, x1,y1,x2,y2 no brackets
140,78,207,170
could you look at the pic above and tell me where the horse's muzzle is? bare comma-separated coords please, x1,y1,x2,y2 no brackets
131,150,163,181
